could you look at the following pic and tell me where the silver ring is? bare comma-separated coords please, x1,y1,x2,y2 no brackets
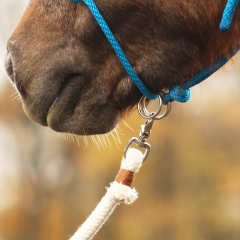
154,101,171,120
138,95,162,119
138,95,172,120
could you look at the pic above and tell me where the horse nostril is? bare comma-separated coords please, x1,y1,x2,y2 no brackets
5,51,14,83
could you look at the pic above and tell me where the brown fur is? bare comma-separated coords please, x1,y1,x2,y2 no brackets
5,0,240,135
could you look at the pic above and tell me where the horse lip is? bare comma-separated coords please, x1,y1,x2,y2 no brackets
48,96,59,113
46,73,85,131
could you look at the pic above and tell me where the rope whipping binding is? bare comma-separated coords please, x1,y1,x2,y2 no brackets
71,0,240,104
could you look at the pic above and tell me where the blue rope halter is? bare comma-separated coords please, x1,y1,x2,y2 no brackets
71,0,239,103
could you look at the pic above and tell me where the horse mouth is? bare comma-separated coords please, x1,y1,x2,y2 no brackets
5,50,120,136
5,49,120,136
46,72,120,135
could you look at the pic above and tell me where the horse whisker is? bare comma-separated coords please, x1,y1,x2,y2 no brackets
82,128,89,149
109,132,120,150
122,120,134,132
113,128,121,144
100,135,109,149
12,94,20,102
96,135,105,150
90,136,99,151
10,91,18,98
105,133,112,150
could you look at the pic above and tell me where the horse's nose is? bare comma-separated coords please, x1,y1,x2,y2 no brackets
5,51,14,83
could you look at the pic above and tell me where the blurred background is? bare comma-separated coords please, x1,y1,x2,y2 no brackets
0,1,240,240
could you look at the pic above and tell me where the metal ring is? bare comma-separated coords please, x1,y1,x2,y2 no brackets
154,101,172,120
138,95,172,120
138,95,162,119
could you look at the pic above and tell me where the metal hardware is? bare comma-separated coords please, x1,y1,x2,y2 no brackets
124,118,153,162
124,138,150,163
138,95,172,120
138,95,162,119
124,94,172,163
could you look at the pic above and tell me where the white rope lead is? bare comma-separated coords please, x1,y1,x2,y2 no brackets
69,148,144,240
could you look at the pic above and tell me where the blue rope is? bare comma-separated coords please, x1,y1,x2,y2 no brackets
220,0,240,32
71,0,239,104
162,46,239,104
71,0,158,100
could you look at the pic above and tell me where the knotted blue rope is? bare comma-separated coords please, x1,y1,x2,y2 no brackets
71,0,239,104
220,0,240,32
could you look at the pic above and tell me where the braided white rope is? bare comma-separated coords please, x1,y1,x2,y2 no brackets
69,148,144,240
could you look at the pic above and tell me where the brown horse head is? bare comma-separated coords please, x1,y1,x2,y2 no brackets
5,0,240,135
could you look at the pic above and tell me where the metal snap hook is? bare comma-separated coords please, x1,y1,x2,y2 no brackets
124,137,151,163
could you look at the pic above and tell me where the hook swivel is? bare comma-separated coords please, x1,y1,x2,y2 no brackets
124,94,172,163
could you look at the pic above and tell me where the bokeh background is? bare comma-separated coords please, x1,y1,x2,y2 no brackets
0,1,240,240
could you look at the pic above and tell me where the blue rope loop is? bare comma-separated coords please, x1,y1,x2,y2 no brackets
71,0,239,104
220,0,240,32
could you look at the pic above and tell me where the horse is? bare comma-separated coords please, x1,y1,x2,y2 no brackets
4,0,240,136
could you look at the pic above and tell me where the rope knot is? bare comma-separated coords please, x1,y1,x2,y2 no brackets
162,86,191,105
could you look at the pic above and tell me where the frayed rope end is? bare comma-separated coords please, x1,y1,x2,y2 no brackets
106,181,138,205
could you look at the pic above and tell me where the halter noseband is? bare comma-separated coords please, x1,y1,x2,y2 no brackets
71,0,240,104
